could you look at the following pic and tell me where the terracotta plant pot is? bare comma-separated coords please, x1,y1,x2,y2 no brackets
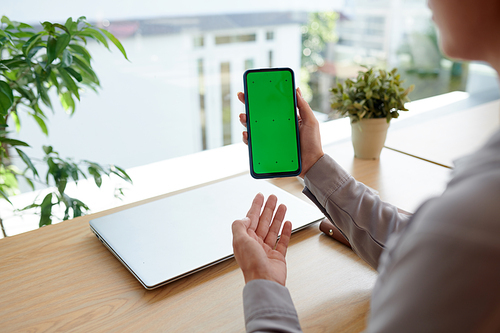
351,118,390,159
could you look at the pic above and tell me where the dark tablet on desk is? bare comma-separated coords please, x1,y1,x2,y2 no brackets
89,174,324,289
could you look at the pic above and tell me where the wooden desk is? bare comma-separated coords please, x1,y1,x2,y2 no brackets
0,138,450,332
385,99,500,168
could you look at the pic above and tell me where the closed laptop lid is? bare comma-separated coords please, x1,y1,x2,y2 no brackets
89,174,324,289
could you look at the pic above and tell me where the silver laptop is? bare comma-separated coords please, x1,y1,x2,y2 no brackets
89,174,324,289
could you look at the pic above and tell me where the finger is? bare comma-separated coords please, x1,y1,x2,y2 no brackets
275,220,292,257
264,203,287,247
231,218,250,240
296,87,316,124
246,193,264,231
255,195,278,239
242,131,248,145
237,91,245,104
239,113,247,127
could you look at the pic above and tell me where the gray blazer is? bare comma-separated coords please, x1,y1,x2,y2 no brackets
243,129,500,332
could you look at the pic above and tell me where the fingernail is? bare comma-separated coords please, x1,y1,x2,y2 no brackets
297,87,303,98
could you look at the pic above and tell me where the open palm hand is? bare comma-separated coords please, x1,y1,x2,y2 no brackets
232,193,292,286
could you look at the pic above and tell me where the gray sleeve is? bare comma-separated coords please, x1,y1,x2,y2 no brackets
303,154,410,269
243,279,302,333
367,161,500,332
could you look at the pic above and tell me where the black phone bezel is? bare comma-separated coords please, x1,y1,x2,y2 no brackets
243,67,302,179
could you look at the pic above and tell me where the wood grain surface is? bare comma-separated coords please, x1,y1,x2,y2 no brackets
324,141,451,213
0,140,451,332
385,100,500,168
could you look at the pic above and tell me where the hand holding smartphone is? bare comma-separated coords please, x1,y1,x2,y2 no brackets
243,68,301,179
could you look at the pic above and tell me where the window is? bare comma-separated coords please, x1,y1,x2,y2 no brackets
194,36,204,48
215,34,256,45
4,0,496,188
197,59,207,150
245,59,254,70
220,62,232,146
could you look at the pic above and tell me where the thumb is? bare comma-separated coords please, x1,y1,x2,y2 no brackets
232,218,250,238
296,87,316,124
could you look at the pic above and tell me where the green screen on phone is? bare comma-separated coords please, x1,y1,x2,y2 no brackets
244,68,301,179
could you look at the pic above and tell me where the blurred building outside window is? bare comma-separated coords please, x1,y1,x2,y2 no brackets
3,0,498,195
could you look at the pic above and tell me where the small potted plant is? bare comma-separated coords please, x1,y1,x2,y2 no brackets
330,67,414,159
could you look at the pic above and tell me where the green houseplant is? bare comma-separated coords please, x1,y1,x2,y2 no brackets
0,16,132,237
330,67,414,159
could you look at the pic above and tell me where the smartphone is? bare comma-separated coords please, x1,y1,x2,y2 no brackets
243,67,301,179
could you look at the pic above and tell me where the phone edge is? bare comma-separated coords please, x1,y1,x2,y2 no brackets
243,67,302,179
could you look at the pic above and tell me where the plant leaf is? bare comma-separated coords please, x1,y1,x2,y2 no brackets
47,36,57,64
21,33,42,56
69,164,79,183
59,91,75,114
73,56,99,84
111,165,133,183
23,176,35,191
82,28,108,48
65,17,77,33
0,189,12,204
35,75,52,109
64,67,82,82
94,173,102,187
32,113,49,135
72,197,89,218
58,68,80,100
43,145,53,155
0,57,28,71
46,157,56,183
18,203,39,211
15,148,39,178
55,33,71,58
0,137,30,147
0,29,9,39
10,110,21,132
99,28,129,60
0,81,14,116
53,23,70,35
68,44,92,62
41,21,55,35
57,177,67,194
61,49,73,68
17,22,33,29
48,71,60,91
39,193,53,227
76,16,87,25
1,16,14,26
88,166,103,187
27,45,43,59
